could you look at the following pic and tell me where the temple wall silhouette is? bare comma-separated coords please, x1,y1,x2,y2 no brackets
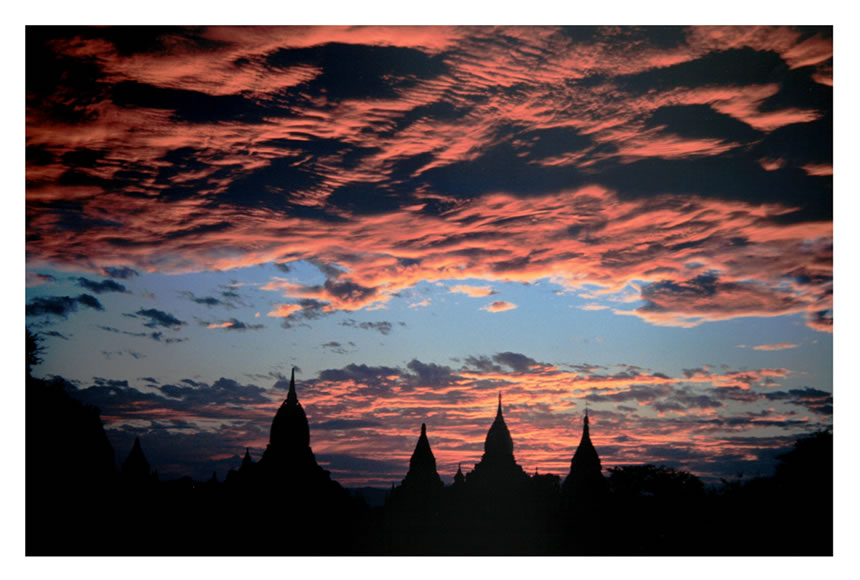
25,361,833,556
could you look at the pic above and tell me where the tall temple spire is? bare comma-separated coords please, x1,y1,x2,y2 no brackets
562,409,605,505
484,392,514,457
241,447,254,471
464,391,529,488
400,422,442,490
268,367,310,452
573,410,597,467
454,463,465,486
122,436,152,481
287,367,297,405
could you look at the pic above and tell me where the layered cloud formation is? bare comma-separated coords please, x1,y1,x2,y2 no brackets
26,26,832,332
26,26,832,486
61,352,829,485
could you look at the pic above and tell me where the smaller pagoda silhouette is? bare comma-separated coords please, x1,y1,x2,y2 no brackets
562,408,606,505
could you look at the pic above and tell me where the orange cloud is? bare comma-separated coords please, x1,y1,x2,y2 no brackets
27,27,832,333
578,304,609,311
481,301,517,313
267,304,303,318
449,284,496,297
801,163,833,176
753,343,799,351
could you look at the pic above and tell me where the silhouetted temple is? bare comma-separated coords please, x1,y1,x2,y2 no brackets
257,369,342,492
453,463,465,486
562,409,607,508
399,423,443,493
465,393,529,489
241,447,254,471
26,334,832,556
121,436,152,483
385,423,445,552
387,422,443,511
227,368,358,554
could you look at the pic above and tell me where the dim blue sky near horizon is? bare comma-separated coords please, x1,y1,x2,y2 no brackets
24,23,835,488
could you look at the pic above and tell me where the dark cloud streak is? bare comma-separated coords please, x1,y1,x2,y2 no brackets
26,294,104,318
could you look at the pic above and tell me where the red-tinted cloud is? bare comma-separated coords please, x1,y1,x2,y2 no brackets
481,301,517,313
27,26,831,332
752,343,799,351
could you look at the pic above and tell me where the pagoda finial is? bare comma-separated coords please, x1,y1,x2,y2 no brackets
421,422,427,436
497,391,502,414
287,367,297,404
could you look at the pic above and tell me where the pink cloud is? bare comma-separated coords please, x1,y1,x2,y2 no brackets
449,284,496,297
27,27,832,334
481,301,517,313
759,158,785,171
267,304,303,318
752,343,799,351
801,163,833,176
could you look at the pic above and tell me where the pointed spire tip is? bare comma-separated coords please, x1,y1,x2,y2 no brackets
286,367,297,403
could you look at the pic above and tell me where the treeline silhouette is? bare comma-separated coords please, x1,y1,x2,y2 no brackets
25,333,832,556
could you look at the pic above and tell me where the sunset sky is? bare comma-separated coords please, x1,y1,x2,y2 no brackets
24,24,833,487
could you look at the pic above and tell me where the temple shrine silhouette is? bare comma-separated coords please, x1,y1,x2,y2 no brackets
26,359,833,556
226,370,607,554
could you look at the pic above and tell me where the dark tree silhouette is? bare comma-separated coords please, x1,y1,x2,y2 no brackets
26,328,43,376
26,372,117,555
